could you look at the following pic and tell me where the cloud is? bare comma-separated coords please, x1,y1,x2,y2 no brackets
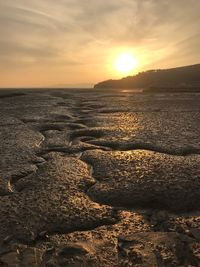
0,0,200,86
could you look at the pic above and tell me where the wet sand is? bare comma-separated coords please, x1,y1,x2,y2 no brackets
0,89,199,266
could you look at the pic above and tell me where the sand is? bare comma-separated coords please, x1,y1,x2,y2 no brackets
0,89,199,266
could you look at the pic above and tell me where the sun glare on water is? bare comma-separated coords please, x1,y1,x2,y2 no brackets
114,53,138,74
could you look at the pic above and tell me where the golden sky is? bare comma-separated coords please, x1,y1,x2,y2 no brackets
0,0,200,88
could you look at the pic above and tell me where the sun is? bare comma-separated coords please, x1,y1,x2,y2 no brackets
114,53,138,74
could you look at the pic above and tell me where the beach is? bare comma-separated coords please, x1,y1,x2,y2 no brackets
0,88,199,266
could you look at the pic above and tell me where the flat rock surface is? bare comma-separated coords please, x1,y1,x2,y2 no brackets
0,89,199,266
81,149,200,212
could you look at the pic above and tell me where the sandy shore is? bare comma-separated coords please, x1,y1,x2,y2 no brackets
0,89,199,266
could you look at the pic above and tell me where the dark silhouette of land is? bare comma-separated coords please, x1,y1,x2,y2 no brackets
94,63,200,91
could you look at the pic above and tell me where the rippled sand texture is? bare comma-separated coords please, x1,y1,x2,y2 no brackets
0,89,199,266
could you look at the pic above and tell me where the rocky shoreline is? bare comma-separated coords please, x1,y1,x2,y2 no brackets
0,89,199,266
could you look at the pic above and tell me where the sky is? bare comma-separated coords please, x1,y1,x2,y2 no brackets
0,0,200,88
